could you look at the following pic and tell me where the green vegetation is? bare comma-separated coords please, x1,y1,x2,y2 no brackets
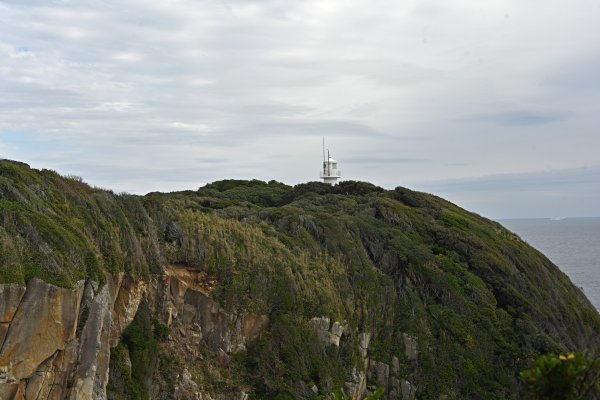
521,352,600,399
333,387,385,400
1,159,599,398
107,343,138,400
0,161,161,288
244,316,353,398
108,302,169,400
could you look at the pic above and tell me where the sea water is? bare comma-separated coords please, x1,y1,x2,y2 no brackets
499,217,600,312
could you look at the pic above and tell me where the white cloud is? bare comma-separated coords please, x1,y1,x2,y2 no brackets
170,122,212,134
112,52,142,63
0,0,599,216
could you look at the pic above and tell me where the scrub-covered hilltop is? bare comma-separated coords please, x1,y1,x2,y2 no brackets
0,159,598,400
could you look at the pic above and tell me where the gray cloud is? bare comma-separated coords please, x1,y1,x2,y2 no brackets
546,50,600,94
421,166,600,193
1,0,599,217
345,156,431,165
464,110,572,126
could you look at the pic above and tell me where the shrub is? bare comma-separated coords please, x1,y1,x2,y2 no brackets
521,352,600,399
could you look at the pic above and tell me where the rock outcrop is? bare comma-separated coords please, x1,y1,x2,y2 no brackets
5,273,418,399
0,279,84,385
179,288,268,353
309,317,417,400
309,317,348,347
0,266,268,400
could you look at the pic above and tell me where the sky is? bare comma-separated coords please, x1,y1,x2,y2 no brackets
1,0,599,219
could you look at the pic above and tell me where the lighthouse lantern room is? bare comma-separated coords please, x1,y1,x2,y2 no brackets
320,138,341,185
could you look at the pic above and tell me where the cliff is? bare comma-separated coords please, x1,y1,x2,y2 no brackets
0,160,598,399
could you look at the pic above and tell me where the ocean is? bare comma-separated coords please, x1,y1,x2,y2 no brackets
499,217,600,312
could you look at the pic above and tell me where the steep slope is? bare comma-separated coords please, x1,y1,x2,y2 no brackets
0,160,598,400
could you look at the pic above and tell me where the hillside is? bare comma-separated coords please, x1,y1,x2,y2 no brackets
0,159,598,400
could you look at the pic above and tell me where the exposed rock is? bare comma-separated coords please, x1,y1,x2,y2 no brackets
218,348,231,365
309,316,331,342
0,382,19,399
401,380,416,400
0,284,26,323
359,332,371,359
174,368,204,400
109,274,146,346
392,356,400,374
165,267,217,296
389,377,401,400
402,333,418,361
344,367,367,400
69,279,117,400
0,275,143,400
0,278,84,382
309,317,348,347
0,323,8,347
337,328,374,400
368,360,390,389
24,351,58,400
0,269,293,399
241,313,268,344
377,362,390,388
330,321,345,346
0,380,25,399
179,283,266,353
47,342,80,399
171,367,245,400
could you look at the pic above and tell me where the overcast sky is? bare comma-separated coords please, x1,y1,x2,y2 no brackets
1,0,599,218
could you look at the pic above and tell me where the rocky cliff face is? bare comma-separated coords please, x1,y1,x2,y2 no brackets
308,317,417,400
0,266,270,400
0,270,415,400
1,161,599,399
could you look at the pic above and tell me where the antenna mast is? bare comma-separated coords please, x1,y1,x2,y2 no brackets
322,137,326,163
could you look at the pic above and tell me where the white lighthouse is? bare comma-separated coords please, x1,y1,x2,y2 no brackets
320,138,341,185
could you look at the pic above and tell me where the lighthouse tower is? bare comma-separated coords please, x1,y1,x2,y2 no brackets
320,138,341,185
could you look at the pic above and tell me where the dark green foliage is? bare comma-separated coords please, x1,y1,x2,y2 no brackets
333,387,385,400
334,180,384,196
1,161,599,399
280,181,334,203
199,179,291,207
521,352,600,399
153,321,169,342
0,160,162,287
152,352,183,400
107,344,139,400
279,180,383,205
143,178,599,398
109,302,168,400
245,317,348,398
